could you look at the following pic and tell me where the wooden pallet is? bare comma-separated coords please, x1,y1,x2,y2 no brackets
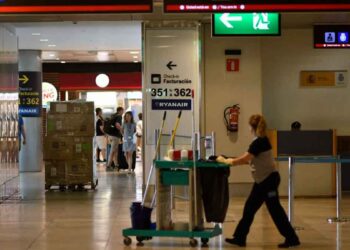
45,178,98,191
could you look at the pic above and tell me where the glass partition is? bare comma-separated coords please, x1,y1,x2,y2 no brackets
0,25,19,202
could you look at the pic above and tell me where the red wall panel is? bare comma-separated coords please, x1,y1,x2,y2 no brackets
58,72,141,91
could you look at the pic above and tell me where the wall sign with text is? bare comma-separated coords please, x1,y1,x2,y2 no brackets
300,70,348,87
42,82,58,107
19,71,42,117
0,0,153,13
144,29,200,145
164,0,350,13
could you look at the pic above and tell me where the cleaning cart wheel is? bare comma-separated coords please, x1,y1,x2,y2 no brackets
123,237,132,246
136,236,145,247
201,238,209,246
189,238,198,247
136,236,144,246
136,236,144,242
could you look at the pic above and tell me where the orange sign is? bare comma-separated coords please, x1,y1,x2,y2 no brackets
300,71,347,87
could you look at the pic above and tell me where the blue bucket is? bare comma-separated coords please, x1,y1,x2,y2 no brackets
130,202,153,229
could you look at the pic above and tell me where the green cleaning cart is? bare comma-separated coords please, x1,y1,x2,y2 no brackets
122,160,229,247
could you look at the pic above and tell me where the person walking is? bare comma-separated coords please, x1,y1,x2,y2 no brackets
136,113,143,155
106,107,124,171
217,114,300,248
122,111,136,174
95,108,107,162
18,114,26,151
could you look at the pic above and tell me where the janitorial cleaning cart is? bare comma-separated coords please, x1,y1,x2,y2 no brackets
122,109,230,247
123,159,230,247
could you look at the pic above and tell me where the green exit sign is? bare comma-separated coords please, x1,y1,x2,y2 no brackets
212,13,280,36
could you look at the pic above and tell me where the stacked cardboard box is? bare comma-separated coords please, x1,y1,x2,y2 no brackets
44,101,96,189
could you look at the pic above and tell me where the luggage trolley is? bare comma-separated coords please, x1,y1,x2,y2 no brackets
122,160,230,247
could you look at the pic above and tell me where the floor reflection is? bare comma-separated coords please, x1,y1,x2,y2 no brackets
0,161,349,249
0,161,19,202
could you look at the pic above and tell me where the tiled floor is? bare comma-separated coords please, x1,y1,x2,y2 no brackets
0,162,349,250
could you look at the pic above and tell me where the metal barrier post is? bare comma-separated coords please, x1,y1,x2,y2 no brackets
288,157,295,225
337,157,342,219
328,155,350,223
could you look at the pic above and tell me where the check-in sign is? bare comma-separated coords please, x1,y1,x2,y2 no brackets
212,13,280,36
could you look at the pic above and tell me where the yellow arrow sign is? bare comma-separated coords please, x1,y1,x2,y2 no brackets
19,74,29,84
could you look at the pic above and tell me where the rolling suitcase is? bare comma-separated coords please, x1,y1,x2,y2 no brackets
118,144,136,170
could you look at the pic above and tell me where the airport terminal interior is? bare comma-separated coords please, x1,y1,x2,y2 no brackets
1,1,350,249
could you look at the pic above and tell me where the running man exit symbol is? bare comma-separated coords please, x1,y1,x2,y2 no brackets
253,13,270,30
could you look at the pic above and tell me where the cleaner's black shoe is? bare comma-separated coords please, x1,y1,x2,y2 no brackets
225,238,246,247
278,239,300,248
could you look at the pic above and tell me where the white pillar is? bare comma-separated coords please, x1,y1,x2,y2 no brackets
19,50,43,172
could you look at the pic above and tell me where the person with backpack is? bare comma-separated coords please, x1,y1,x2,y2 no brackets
95,108,107,162
106,107,124,171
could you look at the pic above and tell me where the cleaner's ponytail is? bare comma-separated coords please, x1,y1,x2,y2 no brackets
249,114,267,137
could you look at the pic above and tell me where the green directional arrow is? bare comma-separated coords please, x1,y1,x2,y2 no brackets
19,74,29,84
213,13,280,36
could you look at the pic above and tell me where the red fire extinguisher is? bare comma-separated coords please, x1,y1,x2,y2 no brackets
224,104,240,132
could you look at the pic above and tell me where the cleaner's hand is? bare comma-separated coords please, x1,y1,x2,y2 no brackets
217,155,232,165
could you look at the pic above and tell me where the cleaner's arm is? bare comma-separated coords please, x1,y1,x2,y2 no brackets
217,152,254,166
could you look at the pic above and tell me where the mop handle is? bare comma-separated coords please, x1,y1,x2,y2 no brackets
154,111,167,161
168,111,182,149
142,111,167,205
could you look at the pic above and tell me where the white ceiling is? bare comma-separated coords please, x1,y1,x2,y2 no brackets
14,21,142,63
9,4,350,63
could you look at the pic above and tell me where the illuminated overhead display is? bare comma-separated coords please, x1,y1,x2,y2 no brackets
0,0,153,13
164,0,350,13
314,25,350,48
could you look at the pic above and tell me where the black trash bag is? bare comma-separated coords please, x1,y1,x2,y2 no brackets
130,202,153,229
199,167,230,223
